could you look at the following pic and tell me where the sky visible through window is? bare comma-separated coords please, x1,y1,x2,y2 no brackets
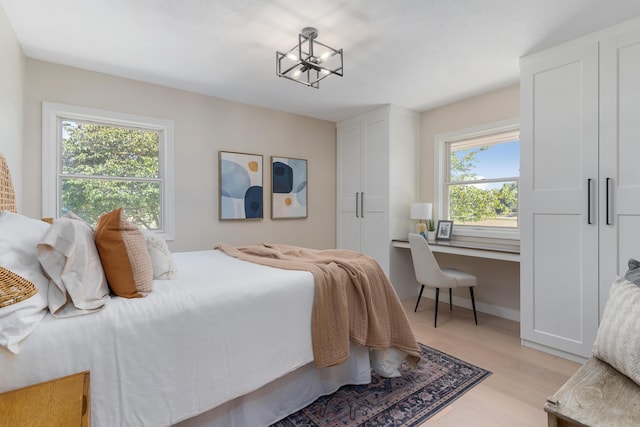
450,139,520,228
453,139,520,181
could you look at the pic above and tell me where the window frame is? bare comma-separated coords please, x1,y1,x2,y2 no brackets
434,117,520,241
42,102,175,240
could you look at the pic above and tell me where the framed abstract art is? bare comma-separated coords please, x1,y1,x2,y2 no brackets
271,156,307,219
219,151,263,220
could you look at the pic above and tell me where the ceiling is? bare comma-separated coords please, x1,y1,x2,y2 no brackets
3,0,640,122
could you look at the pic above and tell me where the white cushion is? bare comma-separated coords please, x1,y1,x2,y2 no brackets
370,347,407,378
146,235,177,280
37,213,110,317
0,212,50,354
592,276,640,386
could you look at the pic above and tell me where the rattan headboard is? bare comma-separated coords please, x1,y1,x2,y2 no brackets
0,153,17,213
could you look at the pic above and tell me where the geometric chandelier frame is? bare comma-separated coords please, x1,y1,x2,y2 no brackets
276,27,343,89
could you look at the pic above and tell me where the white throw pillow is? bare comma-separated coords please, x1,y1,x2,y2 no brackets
370,347,407,378
37,213,111,317
146,235,177,280
592,276,640,386
0,211,50,354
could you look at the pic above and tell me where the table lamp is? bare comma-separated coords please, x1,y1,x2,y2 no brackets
410,202,432,238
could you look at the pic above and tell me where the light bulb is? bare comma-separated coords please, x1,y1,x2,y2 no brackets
317,51,331,63
287,52,298,61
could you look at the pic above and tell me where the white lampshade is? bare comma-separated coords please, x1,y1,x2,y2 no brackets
410,202,432,220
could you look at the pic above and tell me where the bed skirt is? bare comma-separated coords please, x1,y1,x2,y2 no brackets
175,343,371,427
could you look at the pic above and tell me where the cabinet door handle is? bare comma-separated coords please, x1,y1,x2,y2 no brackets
355,192,359,218
360,192,364,218
587,178,592,224
606,177,612,225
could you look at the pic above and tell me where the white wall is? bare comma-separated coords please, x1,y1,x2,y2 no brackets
0,4,24,211
22,59,336,252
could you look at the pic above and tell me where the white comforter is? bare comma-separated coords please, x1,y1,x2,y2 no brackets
0,250,316,426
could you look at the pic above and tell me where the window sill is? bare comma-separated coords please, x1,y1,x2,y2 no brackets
452,226,520,242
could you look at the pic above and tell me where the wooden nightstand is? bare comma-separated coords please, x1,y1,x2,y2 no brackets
0,371,90,427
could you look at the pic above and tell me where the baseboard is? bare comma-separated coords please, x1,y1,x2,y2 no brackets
521,339,588,364
417,289,520,322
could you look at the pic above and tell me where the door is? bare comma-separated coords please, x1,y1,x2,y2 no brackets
520,42,600,358
599,28,640,316
337,120,363,252
360,110,389,269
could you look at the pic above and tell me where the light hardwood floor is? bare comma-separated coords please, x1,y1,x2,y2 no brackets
401,297,581,427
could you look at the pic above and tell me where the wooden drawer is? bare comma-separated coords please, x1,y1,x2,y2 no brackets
0,371,90,427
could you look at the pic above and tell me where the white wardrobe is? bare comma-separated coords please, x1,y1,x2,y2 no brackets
520,18,640,359
336,105,419,277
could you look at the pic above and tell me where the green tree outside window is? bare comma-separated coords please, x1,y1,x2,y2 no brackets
448,143,518,228
60,120,162,228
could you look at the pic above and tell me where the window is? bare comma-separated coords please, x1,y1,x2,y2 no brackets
43,102,174,239
435,118,519,239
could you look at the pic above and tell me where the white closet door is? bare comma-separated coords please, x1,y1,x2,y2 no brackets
520,43,599,357
360,110,390,271
337,121,362,252
599,28,640,315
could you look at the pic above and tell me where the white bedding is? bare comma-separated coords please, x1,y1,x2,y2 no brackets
0,250,322,426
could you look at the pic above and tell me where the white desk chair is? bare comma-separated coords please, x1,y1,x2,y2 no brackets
408,233,478,327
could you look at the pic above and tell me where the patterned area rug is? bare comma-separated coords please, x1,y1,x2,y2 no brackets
272,343,491,427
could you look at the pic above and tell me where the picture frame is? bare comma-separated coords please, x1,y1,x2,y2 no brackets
219,151,263,220
271,156,308,219
436,220,453,240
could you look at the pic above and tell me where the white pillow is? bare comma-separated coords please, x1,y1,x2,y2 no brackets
146,235,177,280
0,211,50,354
592,276,640,386
370,347,407,378
37,213,110,317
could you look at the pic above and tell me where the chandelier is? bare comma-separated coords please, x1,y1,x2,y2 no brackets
276,27,343,89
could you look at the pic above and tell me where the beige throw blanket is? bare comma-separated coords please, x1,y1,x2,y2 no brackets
215,243,421,368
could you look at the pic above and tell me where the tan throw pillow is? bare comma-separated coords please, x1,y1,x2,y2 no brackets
95,208,153,298
592,276,640,386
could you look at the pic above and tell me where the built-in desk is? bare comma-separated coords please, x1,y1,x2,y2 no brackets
392,238,520,262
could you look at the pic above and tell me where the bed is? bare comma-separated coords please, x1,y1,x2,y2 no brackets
0,153,419,426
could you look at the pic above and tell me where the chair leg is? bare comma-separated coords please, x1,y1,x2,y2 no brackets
434,288,440,328
469,287,478,325
415,285,425,312
449,288,453,311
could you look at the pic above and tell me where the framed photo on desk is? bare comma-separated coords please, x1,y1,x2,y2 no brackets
436,220,453,240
